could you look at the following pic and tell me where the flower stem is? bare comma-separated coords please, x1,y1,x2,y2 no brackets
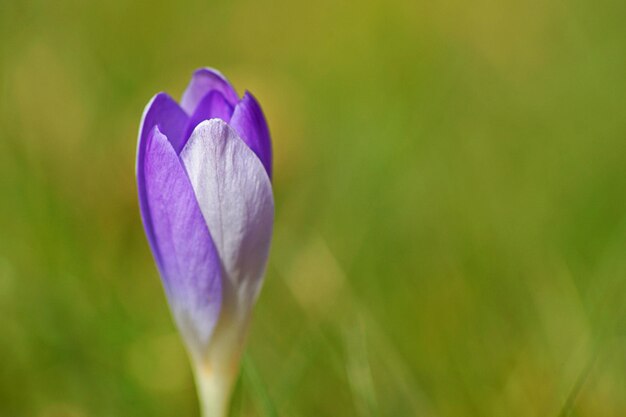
193,364,236,417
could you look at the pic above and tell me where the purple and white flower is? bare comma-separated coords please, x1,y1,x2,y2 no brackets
136,68,273,417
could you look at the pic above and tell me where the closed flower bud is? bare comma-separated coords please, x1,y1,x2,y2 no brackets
136,68,274,417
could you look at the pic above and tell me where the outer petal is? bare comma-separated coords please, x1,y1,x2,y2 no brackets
229,91,273,179
180,68,239,115
142,126,222,356
182,91,234,149
180,119,274,321
137,93,189,270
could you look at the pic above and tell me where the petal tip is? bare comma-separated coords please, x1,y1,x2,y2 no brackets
181,68,239,115
191,117,231,137
193,67,230,82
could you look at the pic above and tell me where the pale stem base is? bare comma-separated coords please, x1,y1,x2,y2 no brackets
193,364,237,417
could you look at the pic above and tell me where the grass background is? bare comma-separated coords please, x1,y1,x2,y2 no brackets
1,0,625,416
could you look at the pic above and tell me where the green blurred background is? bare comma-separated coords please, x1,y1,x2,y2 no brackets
1,0,625,416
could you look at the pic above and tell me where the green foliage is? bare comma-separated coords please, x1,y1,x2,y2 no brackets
0,0,625,415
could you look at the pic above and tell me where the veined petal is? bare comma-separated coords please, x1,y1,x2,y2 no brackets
142,126,222,356
229,91,273,179
180,119,274,322
182,91,234,150
180,68,239,115
137,93,189,271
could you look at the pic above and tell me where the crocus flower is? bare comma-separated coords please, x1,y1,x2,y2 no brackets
136,68,273,417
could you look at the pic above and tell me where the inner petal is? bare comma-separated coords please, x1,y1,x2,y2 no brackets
180,68,239,115
181,91,234,152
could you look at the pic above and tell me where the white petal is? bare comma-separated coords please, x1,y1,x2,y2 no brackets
180,119,274,323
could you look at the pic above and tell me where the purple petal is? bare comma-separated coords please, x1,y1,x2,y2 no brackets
180,120,274,320
137,93,189,271
229,91,273,179
141,126,222,355
182,91,235,150
138,93,188,154
180,68,239,115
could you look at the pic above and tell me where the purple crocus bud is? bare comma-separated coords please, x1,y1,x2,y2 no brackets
136,68,273,417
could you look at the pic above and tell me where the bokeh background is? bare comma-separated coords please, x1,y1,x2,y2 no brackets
1,0,625,416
